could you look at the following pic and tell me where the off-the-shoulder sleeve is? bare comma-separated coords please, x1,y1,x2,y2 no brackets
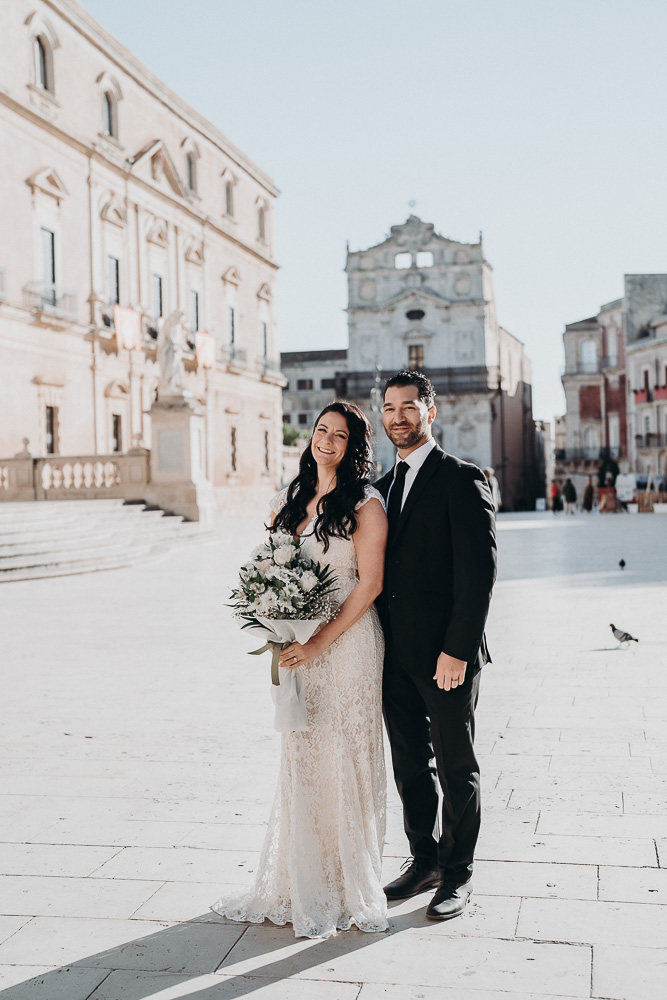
269,487,289,514
355,484,386,512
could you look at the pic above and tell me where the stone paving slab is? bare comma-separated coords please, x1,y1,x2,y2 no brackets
0,511,666,999
219,925,592,994
0,875,160,919
358,990,591,1000
89,971,361,999
0,966,110,999
0,916,245,972
516,896,667,947
593,944,667,1000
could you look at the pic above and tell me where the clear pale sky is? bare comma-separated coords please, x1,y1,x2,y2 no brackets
79,0,667,423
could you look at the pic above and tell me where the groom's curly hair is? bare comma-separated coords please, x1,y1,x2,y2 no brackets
270,402,374,552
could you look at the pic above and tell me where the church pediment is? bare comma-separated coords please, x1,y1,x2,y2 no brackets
129,140,188,198
100,194,126,228
353,214,476,256
27,166,68,204
184,239,204,265
222,266,241,286
390,215,436,251
362,286,449,311
147,217,168,247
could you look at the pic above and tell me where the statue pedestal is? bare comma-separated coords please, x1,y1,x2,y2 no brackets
145,395,214,527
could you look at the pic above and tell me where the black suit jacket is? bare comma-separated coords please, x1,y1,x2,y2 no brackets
375,444,497,679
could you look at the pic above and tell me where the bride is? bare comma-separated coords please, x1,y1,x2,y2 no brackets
211,401,388,938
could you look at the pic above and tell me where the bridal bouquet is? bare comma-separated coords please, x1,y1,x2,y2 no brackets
230,534,338,731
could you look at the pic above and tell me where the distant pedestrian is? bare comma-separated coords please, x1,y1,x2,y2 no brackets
582,477,594,513
550,480,562,514
563,478,577,515
483,467,502,512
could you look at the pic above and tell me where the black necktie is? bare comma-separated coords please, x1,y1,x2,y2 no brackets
387,461,409,535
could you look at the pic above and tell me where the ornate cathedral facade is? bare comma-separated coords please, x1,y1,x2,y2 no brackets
283,216,537,509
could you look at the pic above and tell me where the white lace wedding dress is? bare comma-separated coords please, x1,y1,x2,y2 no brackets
211,485,387,938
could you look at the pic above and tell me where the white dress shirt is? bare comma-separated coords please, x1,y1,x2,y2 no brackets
387,436,437,511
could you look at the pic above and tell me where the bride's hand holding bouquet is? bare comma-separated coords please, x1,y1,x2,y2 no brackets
230,532,338,731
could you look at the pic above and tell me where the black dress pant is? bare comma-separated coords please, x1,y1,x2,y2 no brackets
382,638,481,883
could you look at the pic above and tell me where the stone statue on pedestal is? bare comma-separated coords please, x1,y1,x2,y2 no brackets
157,311,186,398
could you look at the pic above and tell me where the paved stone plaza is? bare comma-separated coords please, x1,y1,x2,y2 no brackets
0,510,666,999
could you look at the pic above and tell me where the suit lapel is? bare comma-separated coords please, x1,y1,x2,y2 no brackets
374,470,393,504
389,445,444,548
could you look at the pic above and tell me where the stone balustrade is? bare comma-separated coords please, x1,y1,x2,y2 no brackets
0,452,150,502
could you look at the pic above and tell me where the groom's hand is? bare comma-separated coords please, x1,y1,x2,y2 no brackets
434,652,467,691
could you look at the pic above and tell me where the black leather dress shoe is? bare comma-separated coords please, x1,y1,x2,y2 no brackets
383,858,440,900
425,878,473,920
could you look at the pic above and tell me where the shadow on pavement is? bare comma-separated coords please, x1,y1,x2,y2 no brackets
0,904,430,999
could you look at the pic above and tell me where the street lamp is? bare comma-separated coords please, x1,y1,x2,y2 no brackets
369,361,383,475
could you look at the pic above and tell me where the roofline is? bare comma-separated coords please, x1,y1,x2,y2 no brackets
598,297,623,311
281,350,348,362
564,316,599,330
48,0,279,196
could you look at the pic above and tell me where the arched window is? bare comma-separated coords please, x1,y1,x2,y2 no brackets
225,180,234,216
102,91,117,138
186,152,197,192
96,73,123,140
34,35,53,92
258,205,266,241
27,13,60,95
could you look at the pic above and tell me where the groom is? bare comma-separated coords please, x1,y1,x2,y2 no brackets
375,370,497,920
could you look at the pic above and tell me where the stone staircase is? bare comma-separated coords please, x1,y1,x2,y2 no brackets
0,499,207,582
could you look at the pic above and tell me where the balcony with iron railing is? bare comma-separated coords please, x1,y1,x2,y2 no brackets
220,344,248,367
635,433,667,450
23,281,76,319
563,362,604,377
555,446,622,463
260,355,282,375
345,365,500,399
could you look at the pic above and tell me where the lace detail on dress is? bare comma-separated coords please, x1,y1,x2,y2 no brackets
356,484,386,512
269,487,289,514
211,486,388,938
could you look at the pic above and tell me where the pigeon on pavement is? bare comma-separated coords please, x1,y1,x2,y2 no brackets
610,624,639,645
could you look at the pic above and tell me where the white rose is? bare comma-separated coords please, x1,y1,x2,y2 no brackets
255,558,272,575
299,571,320,593
273,545,294,566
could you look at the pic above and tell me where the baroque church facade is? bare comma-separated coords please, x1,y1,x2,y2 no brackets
0,0,284,515
283,216,536,509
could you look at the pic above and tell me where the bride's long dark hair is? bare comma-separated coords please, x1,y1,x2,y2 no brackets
271,402,374,552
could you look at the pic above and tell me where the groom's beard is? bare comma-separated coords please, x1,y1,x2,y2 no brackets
386,419,429,450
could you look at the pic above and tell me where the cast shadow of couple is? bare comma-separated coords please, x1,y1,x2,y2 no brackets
0,896,440,999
